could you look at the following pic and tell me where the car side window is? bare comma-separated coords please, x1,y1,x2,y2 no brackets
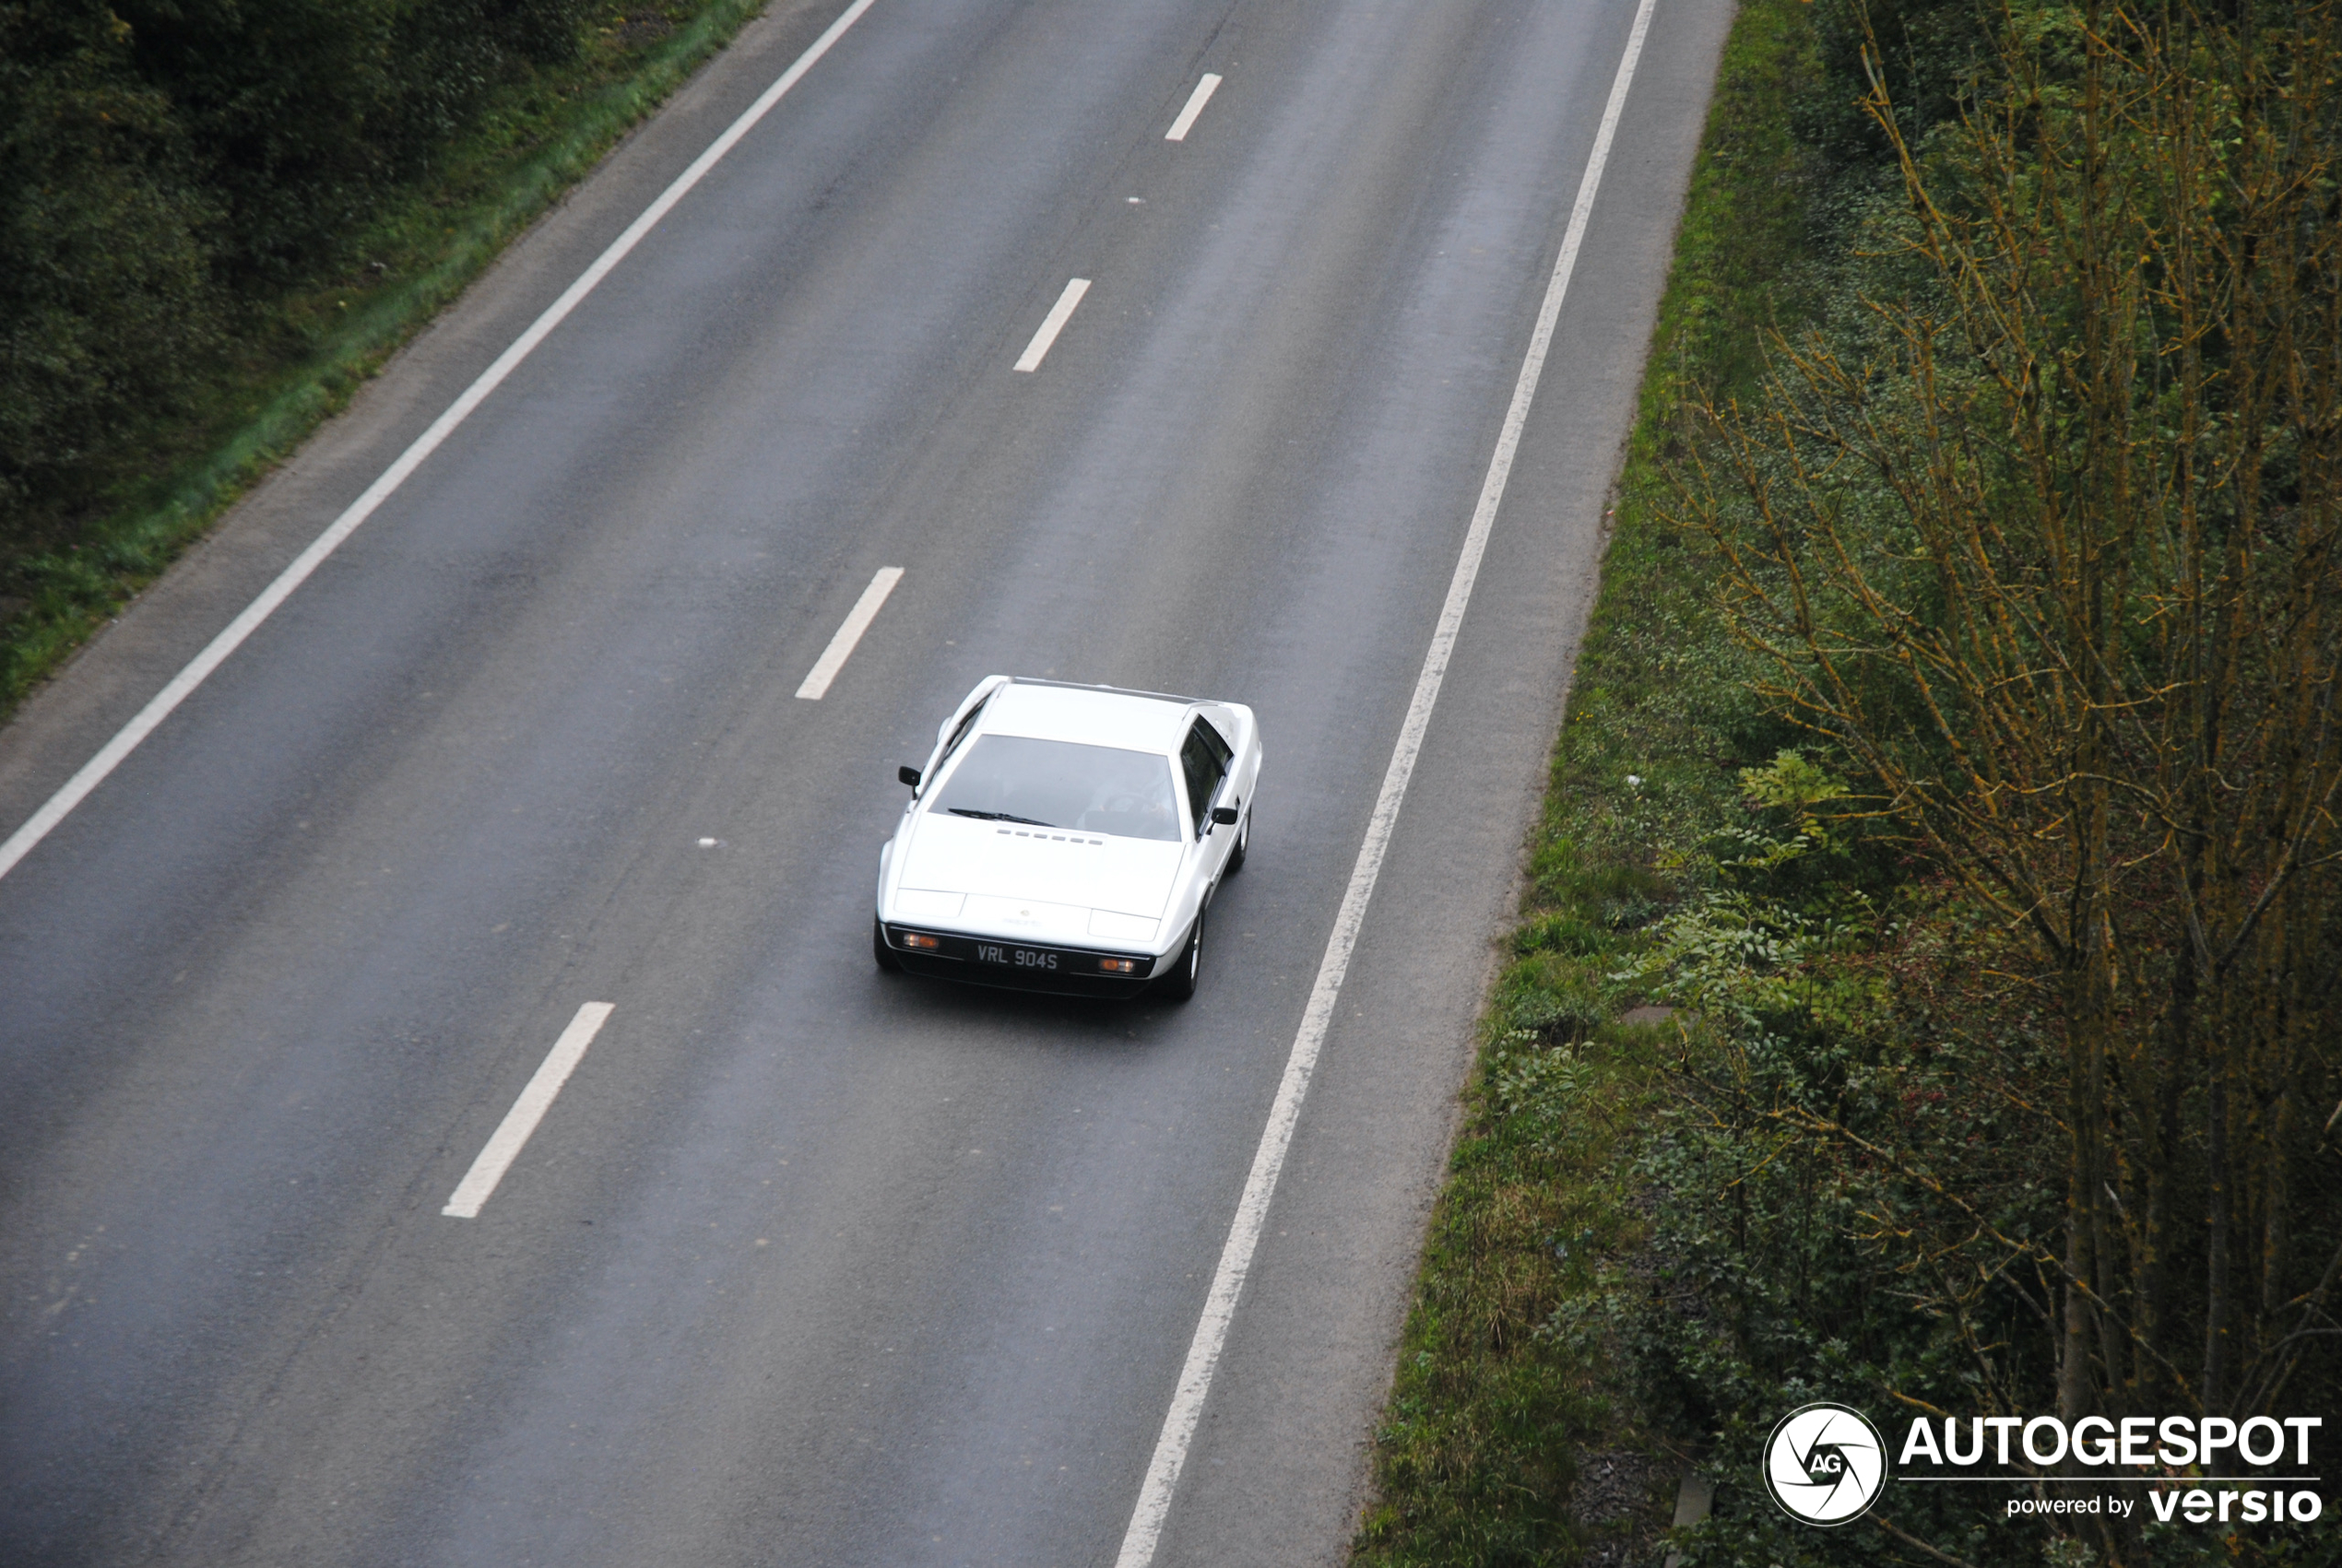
1179,719,1232,838
1198,715,1234,771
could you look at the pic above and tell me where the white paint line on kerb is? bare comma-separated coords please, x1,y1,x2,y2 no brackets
1108,1,1662,1562
443,1003,614,1219
1165,73,1222,141
1012,277,1092,372
795,567,905,699
0,0,883,890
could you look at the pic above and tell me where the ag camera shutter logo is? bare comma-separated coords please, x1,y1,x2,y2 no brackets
1765,1402,1888,1526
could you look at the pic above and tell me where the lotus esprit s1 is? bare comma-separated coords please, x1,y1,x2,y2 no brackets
873,677,1260,999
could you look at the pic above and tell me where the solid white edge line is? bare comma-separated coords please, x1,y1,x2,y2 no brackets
1107,2,1662,1563
1012,277,1093,372
1165,72,1223,141
0,0,885,889
795,567,905,699
442,1002,615,1219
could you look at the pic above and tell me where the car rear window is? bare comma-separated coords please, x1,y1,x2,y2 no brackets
929,735,1182,842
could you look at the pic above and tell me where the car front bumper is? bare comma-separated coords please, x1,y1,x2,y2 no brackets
879,923,1163,998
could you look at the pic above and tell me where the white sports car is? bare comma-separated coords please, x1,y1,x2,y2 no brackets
873,677,1260,998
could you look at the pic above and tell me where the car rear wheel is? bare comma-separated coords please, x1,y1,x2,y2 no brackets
1156,911,1202,1001
872,916,904,973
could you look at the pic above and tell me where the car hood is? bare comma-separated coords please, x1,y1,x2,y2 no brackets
898,811,1181,919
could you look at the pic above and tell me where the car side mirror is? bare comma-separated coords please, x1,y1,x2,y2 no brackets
899,765,922,789
1211,806,1239,826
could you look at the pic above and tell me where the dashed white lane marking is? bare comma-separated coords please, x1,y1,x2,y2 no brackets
1165,73,1222,141
443,1003,614,1219
1012,278,1092,372
795,568,905,699
1108,1,1663,1562
0,0,883,889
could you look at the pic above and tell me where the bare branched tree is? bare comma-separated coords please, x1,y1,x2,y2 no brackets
1681,0,2341,1515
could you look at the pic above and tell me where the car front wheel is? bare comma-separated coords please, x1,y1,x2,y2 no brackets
1156,911,1202,1001
872,916,904,973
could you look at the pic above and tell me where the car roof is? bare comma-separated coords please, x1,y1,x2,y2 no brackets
976,680,1195,755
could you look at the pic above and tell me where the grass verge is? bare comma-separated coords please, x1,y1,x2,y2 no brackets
0,0,785,719
1351,4,1823,1562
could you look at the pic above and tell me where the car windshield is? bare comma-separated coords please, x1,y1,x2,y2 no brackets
929,735,1182,842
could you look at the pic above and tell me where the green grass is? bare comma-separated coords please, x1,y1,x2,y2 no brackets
0,0,780,717
1351,5,1826,1562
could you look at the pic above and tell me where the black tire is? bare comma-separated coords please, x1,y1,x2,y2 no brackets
1155,911,1203,1001
872,916,904,973
1224,810,1249,875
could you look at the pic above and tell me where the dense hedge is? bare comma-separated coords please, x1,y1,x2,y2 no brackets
0,0,591,522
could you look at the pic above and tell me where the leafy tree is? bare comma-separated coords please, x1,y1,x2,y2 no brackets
0,1,220,510
112,0,397,285
0,0,602,540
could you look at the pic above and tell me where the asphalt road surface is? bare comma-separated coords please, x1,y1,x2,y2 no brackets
0,2,1729,1562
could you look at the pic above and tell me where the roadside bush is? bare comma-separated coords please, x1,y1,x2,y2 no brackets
112,0,398,286
112,0,597,287
0,1,221,515
0,0,609,547
386,0,601,180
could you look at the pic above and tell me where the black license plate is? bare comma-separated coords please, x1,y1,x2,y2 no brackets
974,942,1059,971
